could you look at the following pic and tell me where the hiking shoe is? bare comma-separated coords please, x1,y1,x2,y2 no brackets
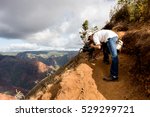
103,76,118,81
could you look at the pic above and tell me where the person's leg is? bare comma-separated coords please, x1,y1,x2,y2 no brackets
102,43,109,64
104,36,118,80
88,48,95,60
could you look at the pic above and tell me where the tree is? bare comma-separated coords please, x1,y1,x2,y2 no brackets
79,20,89,43
79,20,99,43
82,20,89,31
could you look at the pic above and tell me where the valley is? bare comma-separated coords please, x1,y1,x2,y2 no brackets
0,50,78,99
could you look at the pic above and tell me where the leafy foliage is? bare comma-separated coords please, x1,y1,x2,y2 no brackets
82,20,89,31
116,0,149,22
79,20,89,43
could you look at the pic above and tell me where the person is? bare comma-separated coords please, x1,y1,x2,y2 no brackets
101,42,110,64
88,29,125,81
82,40,95,60
82,38,101,61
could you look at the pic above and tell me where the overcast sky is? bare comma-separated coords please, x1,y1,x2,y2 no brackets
0,0,116,52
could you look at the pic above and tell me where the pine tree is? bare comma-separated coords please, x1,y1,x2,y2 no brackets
82,20,89,31
79,20,89,43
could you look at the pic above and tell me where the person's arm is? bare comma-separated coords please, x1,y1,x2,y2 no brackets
90,43,101,49
91,33,101,49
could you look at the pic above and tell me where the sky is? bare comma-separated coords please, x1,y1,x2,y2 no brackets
0,0,117,52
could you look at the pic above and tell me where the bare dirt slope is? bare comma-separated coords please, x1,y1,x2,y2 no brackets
26,52,149,100
27,60,106,100
90,54,149,100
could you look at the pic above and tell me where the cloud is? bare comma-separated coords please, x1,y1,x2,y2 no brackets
0,0,116,51
80,6,99,21
59,21,70,33
4,43,39,52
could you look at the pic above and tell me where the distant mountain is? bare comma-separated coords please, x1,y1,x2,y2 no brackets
0,55,45,93
0,51,78,99
16,51,78,68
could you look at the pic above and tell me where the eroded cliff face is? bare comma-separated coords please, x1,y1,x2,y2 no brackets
26,53,106,100
35,61,49,73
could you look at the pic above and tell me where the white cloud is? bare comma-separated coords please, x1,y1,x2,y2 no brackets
2,43,39,52
0,0,116,52
59,21,70,33
80,6,98,21
28,29,57,41
7,43,40,51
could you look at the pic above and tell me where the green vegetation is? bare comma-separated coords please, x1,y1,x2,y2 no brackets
82,20,89,31
79,20,89,43
110,0,149,22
